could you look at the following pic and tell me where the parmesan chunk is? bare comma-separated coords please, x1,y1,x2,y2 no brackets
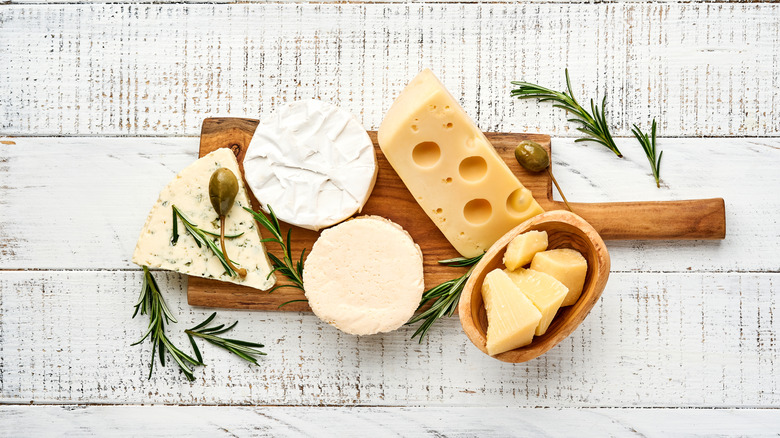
482,269,542,355
530,249,588,306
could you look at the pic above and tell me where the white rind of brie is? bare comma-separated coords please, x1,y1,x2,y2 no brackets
132,148,276,291
243,100,378,231
303,216,425,336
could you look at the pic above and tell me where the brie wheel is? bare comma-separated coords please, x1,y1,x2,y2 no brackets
243,100,378,231
302,216,424,336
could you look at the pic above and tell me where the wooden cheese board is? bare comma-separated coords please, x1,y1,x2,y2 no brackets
188,118,726,312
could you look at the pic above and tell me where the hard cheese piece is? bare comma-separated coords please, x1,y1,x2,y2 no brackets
503,230,548,270
244,99,377,231
504,268,568,336
482,269,542,356
302,216,424,336
132,148,275,291
378,69,544,258
530,248,588,307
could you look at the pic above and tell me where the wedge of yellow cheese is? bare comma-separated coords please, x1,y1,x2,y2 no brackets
504,268,568,336
503,230,548,270
530,249,588,306
378,69,544,258
482,269,542,356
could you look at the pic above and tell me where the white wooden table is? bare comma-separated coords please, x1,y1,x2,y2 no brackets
1,1,779,436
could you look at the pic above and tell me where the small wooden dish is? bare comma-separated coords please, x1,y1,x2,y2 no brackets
458,210,611,363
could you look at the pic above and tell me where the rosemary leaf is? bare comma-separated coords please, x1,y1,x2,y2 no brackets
511,69,623,158
278,299,309,309
631,119,663,188
406,254,484,343
132,266,201,381
244,205,306,294
171,205,242,277
186,312,267,365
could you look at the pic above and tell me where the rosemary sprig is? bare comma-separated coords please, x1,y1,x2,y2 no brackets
185,312,266,365
244,205,306,294
511,69,623,158
632,119,663,188
406,254,484,343
132,266,201,381
171,205,242,277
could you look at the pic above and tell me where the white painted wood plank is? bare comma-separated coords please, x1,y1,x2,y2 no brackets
1,4,778,137
2,406,780,438
0,270,777,406
1,136,776,272
5,0,775,4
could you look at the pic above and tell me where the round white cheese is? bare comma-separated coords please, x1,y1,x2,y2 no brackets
243,100,377,231
302,216,425,336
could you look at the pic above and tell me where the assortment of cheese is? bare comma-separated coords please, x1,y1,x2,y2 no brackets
134,69,591,342
482,230,588,356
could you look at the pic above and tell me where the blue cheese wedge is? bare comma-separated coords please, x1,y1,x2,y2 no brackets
132,148,275,290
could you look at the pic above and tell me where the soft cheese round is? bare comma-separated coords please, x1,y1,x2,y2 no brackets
302,216,425,336
243,100,377,231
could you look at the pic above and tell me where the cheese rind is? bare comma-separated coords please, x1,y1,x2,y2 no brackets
482,269,542,355
244,99,377,231
530,249,588,306
378,69,544,258
302,216,424,336
503,230,548,270
132,148,275,290
504,268,568,336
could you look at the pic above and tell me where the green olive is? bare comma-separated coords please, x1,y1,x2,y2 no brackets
209,168,239,217
514,140,550,173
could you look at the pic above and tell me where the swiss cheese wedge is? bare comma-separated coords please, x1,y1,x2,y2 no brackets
132,148,275,290
378,69,544,257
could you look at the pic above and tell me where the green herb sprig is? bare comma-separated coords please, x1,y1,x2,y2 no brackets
632,119,663,188
186,312,266,365
133,268,267,380
244,205,306,294
510,69,623,158
171,205,243,277
407,254,484,343
132,266,201,381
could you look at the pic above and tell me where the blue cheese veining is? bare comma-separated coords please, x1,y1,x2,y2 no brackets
132,148,275,290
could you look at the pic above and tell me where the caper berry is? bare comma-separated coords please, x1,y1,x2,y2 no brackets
514,140,550,173
209,168,239,217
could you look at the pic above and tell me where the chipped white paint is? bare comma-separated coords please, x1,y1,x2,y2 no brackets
1,136,778,272
1,0,779,432
0,270,778,406
2,406,780,437
0,4,779,137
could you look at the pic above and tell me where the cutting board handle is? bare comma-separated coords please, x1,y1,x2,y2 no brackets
557,198,726,240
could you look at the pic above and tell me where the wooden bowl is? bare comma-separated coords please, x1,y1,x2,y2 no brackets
458,210,611,363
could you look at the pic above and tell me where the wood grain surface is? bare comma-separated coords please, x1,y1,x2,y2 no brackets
3,406,780,437
189,118,723,311
1,5,779,138
1,270,778,406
